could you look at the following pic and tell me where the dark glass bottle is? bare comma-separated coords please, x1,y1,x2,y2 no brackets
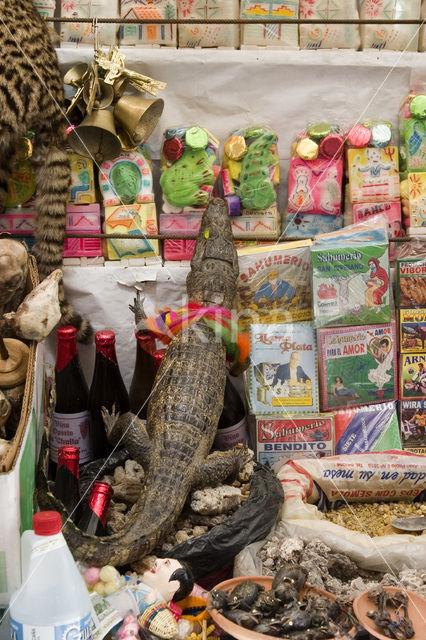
49,326,91,478
77,482,113,536
89,330,130,459
53,446,81,521
129,331,163,421
214,376,249,451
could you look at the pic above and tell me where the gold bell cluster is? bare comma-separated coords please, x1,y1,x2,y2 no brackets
65,46,166,164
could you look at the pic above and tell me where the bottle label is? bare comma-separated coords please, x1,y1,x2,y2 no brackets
50,411,92,464
31,535,66,558
10,612,91,640
214,417,249,450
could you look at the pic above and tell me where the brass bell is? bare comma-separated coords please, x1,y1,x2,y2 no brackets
64,62,90,87
116,128,138,151
113,77,129,102
83,79,114,110
67,109,122,164
113,95,164,146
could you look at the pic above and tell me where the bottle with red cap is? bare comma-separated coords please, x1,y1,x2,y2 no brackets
53,446,81,521
50,326,92,478
77,482,113,536
89,330,130,459
9,511,92,640
129,331,164,421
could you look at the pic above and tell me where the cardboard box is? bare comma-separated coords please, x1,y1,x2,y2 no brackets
61,0,119,46
396,257,426,308
236,241,312,330
318,323,397,411
231,207,281,239
240,0,299,47
104,203,159,260
352,201,402,238
255,413,333,472
0,257,44,606
399,309,426,353
120,0,177,46
63,204,102,258
400,399,426,448
347,146,399,203
68,153,96,205
178,0,239,48
248,322,318,414
333,401,400,455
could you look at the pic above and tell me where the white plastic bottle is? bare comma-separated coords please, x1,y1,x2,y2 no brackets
9,511,92,640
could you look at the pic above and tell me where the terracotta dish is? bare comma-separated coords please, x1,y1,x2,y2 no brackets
353,586,426,640
207,575,356,640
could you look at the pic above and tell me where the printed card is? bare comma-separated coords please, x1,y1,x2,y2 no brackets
347,146,399,204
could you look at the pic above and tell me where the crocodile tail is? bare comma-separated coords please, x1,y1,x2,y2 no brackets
31,139,93,342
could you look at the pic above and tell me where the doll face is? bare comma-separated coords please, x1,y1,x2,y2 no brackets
141,558,183,601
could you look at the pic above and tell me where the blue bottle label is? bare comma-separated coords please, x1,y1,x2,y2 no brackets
10,613,92,640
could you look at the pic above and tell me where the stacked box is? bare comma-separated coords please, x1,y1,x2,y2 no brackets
360,0,421,52
160,126,219,260
240,0,299,47
299,0,360,50
104,203,159,260
318,323,398,411
0,205,102,258
34,0,55,18
177,0,239,48
236,241,312,331
311,227,391,327
255,414,334,472
120,0,177,46
284,212,343,239
248,322,318,415
61,0,119,46
333,401,401,455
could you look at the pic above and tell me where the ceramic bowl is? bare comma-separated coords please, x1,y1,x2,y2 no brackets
207,575,355,640
353,586,426,640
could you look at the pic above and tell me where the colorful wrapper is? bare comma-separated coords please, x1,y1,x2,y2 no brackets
120,0,177,46
236,241,312,330
401,353,426,400
104,203,159,260
400,399,426,449
287,157,343,216
178,0,239,47
397,258,426,308
255,413,334,472
333,402,400,455
360,0,421,51
318,323,397,411
347,146,399,204
61,0,119,46
240,0,299,47
248,322,319,415
69,152,96,204
400,309,426,353
99,147,155,208
299,0,360,50
408,172,426,229
284,212,343,238
404,118,426,172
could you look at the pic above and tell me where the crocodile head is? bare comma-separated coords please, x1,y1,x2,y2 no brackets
186,198,238,309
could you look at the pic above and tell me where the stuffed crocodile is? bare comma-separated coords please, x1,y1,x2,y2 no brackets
37,198,248,567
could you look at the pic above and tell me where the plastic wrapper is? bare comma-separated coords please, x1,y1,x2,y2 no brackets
407,172,426,232
347,145,399,205
248,322,319,415
318,322,397,411
360,0,421,52
61,0,119,46
240,0,299,47
120,0,177,46
69,152,96,205
311,219,391,327
400,400,426,451
164,464,284,580
287,122,344,215
177,0,239,48
236,241,312,331
236,452,426,575
299,0,360,50
396,256,426,307
99,145,155,208
333,401,401,454
284,212,343,239
254,413,334,472
104,203,159,260
159,125,219,260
